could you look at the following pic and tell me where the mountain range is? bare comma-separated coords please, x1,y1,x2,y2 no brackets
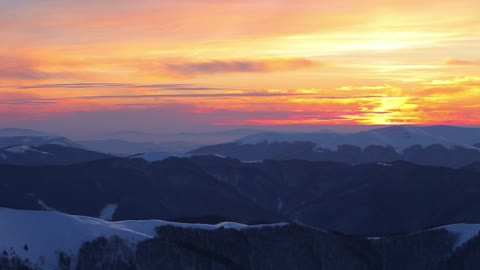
0,144,114,166
2,155,480,236
78,139,200,156
2,125,480,269
235,126,480,150
191,125,480,167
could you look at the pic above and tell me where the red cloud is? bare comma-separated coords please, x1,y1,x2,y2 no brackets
446,59,480,65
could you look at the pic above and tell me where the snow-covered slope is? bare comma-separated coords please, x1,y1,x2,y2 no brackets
0,145,52,162
440,223,480,248
3,145,48,154
0,208,153,269
236,125,480,151
2,207,480,269
0,208,287,270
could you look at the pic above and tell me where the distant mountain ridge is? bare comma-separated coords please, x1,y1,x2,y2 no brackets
79,139,200,155
235,125,480,150
190,125,480,167
0,144,114,166
176,128,266,137
0,135,84,149
2,126,480,269
129,151,187,161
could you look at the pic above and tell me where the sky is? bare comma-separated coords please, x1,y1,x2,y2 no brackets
0,0,479,136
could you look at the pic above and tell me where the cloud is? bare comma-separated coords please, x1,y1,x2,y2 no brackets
417,76,480,96
0,91,44,102
38,92,394,102
446,59,480,65
0,92,57,106
422,76,480,86
18,83,133,89
17,82,221,91
0,55,51,80
0,54,84,81
162,58,320,76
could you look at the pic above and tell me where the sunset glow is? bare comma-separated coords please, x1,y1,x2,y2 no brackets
1,0,479,134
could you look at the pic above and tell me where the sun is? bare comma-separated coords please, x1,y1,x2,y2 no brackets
345,97,421,125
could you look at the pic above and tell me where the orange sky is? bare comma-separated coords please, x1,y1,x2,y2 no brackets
1,0,479,133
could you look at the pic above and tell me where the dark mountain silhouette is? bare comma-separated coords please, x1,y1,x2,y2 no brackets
0,157,280,224
2,156,480,235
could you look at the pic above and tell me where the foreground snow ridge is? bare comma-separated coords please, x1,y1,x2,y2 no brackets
0,208,287,270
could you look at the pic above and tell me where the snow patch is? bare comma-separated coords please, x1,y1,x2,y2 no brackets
4,145,31,153
441,223,480,248
28,147,49,155
37,200,57,212
99,204,118,221
277,197,284,211
3,145,49,155
377,163,392,166
241,160,263,163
